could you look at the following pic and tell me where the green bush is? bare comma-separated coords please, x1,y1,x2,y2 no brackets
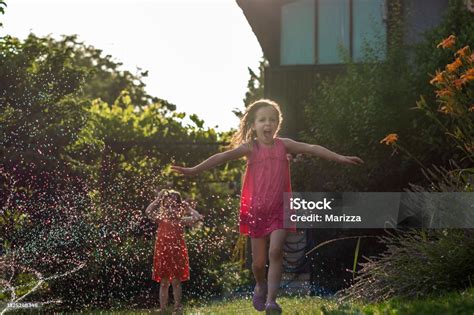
297,2,419,192
410,0,474,165
297,0,474,192
341,34,473,303
0,33,244,311
341,229,474,302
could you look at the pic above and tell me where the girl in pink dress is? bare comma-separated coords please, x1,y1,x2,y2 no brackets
172,99,363,313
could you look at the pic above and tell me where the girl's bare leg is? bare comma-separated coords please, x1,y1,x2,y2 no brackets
266,229,287,304
160,279,170,311
171,278,182,309
251,236,268,294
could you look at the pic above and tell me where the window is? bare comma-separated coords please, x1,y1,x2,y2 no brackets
280,0,387,65
352,0,387,62
281,0,315,65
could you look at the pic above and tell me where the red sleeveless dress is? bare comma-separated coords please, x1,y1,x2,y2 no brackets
239,138,294,238
152,215,190,282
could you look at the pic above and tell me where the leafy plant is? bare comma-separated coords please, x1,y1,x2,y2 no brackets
0,1,6,27
340,229,474,302
296,1,419,192
343,35,474,303
0,33,244,311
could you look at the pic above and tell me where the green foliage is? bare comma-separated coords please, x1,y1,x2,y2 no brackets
0,1,6,27
297,3,417,192
233,57,266,117
352,237,361,281
243,58,266,106
412,0,474,99
0,272,49,301
410,0,474,165
0,35,89,173
55,83,241,309
342,34,474,304
297,0,474,192
218,262,252,296
342,230,474,302
295,2,473,303
1,32,244,310
415,40,473,166
184,227,250,300
34,34,162,108
0,34,92,265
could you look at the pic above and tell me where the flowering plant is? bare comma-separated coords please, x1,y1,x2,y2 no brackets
419,35,473,161
382,35,473,169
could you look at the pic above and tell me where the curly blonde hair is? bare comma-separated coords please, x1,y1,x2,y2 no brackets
230,99,283,148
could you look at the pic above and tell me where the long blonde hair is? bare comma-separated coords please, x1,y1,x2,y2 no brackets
230,99,283,148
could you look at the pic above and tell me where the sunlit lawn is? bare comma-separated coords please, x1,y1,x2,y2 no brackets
186,290,474,315
62,288,474,314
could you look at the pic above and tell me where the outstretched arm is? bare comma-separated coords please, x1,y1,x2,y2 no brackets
171,143,251,176
181,216,201,226
181,205,204,226
281,138,364,165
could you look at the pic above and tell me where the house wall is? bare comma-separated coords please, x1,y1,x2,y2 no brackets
403,0,449,45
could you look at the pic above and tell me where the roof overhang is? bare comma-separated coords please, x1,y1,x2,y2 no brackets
236,0,287,65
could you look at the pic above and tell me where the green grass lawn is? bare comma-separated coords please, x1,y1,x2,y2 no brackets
67,288,474,314
184,289,474,315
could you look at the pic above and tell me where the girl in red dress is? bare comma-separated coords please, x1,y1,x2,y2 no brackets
146,189,203,313
172,99,363,314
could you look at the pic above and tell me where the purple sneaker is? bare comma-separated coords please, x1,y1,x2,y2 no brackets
265,301,282,314
252,283,267,311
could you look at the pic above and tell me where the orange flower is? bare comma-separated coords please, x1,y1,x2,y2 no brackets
438,105,454,114
380,133,398,145
460,68,474,82
430,70,445,85
469,105,474,112
437,35,456,49
455,45,470,57
435,88,453,97
446,58,463,72
469,53,474,64
453,79,464,89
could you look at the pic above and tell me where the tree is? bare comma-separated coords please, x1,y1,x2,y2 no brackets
0,1,6,27
233,57,266,117
1,33,244,310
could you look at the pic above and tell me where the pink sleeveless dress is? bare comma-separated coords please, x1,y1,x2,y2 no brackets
239,138,293,238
